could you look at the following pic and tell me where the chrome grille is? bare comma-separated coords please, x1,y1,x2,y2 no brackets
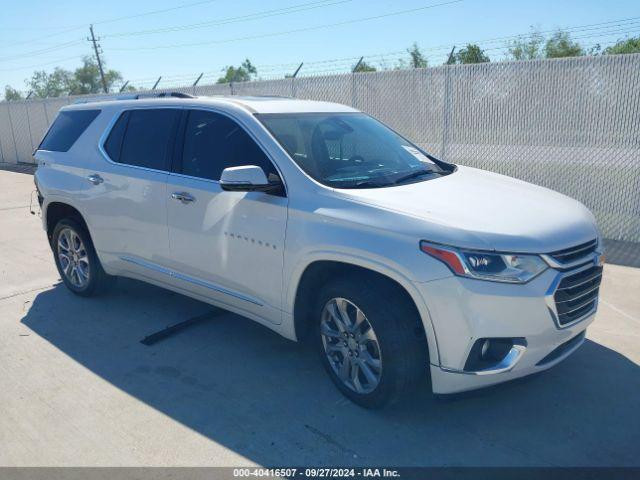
548,239,598,265
553,265,603,326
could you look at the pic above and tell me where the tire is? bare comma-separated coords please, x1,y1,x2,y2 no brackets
314,275,429,409
51,218,113,296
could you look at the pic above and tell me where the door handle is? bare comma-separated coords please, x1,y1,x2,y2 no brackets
87,174,103,185
171,192,195,204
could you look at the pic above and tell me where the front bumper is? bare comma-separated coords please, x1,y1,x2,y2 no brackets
416,260,601,394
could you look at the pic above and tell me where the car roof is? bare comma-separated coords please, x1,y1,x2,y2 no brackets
62,95,359,114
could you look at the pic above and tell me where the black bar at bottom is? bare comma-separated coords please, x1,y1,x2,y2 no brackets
140,309,224,346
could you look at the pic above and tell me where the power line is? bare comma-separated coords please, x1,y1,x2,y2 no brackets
0,0,364,57
113,24,640,84
0,40,85,63
0,0,226,51
5,11,640,81
0,26,86,50
0,55,81,73
103,0,353,38
93,0,225,26
393,17,640,55
109,0,464,51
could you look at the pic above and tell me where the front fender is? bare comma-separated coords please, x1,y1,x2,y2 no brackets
285,249,443,366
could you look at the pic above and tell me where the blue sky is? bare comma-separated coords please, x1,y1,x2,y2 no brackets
1,0,639,92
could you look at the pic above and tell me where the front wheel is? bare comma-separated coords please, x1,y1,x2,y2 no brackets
314,276,428,409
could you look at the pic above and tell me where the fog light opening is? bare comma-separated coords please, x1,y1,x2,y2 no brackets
464,337,526,372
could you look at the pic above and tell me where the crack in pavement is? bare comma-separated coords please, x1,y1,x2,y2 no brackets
0,205,30,211
0,284,56,302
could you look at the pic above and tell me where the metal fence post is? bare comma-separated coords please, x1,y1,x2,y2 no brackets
6,104,19,164
43,100,50,126
350,72,356,108
25,102,35,154
0,107,4,163
441,65,452,160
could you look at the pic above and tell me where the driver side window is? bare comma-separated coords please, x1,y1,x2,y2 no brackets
180,110,277,181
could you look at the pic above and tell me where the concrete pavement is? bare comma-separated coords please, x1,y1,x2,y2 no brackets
0,168,639,467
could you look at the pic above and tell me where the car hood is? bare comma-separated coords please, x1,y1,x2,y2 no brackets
335,165,599,253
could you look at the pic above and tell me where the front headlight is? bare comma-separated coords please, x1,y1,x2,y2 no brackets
420,241,548,284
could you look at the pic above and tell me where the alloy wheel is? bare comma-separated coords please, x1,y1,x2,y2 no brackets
320,297,382,394
57,227,90,288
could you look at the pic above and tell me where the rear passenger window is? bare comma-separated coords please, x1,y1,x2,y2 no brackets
39,110,100,152
110,109,180,171
180,110,276,181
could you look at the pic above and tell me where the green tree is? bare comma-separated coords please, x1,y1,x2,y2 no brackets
544,31,584,58
217,59,257,83
25,56,123,98
353,60,376,72
67,56,122,95
603,36,640,55
407,42,428,68
27,67,73,98
4,85,24,101
507,30,545,60
454,44,490,64
587,44,602,56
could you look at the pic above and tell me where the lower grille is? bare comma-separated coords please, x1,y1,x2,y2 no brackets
553,265,603,326
536,332,586,366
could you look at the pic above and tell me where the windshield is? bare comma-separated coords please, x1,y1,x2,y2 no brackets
257,113,452,188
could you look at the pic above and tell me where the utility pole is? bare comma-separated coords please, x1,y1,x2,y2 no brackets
352,56,364,73
446,46,456,65
193,73,204,87
88,25,108,94
291,62,304,78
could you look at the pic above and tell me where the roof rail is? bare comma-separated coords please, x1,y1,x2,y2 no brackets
73,91,195,104
134,91,195,99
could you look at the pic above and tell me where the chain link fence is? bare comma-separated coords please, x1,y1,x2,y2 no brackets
1,54,638,264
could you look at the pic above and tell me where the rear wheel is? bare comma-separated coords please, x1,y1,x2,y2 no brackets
314,276,428,408
52,218,113,296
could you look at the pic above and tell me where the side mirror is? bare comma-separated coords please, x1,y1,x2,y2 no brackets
219,165,282,194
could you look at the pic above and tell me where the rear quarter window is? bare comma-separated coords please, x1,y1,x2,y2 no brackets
39,109,101,152
103,111,130,162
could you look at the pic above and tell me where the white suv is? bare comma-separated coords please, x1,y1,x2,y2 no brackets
34,94,604,408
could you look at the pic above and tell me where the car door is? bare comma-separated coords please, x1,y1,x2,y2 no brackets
165,108,287,324
82,107,181,279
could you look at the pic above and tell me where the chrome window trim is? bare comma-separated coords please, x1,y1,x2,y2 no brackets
176,106,288,194
120,255,264,306
97,105,184,176
97,104,288,195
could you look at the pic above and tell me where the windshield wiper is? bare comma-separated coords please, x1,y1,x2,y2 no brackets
354,180,387,188
392,169,441,185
